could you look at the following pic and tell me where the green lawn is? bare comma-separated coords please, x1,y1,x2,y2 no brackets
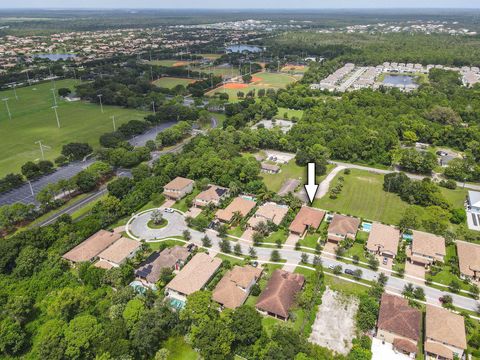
299,232,320,248
149,60,191,67
214,253,246,266
153,77,196,89
314,168,410,225
275,107,304,120
172,189,200,212
0,79,147,176
147,239,186,251
265,228,289,244
440,187,468,209
192,65,241,78
227,226,244,238
163,336,198,360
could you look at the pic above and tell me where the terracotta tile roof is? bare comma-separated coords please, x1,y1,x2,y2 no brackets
328,214,360,237
62,230,121,263
289,206,325,234
248,202,289,226
456,240,480,277
216,197,256,222
424,340,454,360
135,246,190,284
255,269,304,319
212,265,263,309
378,293,421,342
94,259,114,270
195,185,229,203
366,223,400,256
425,305,467,350
412,230,446,259
393,338,418,355
97,237,141,265
164,176,194,191
166,253,222,296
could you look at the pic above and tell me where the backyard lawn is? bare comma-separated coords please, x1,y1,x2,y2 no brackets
163,336,198,360
440,186,468,209
314,168,410,225
0,79,147,176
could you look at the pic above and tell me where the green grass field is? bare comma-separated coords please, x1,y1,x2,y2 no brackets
153,77,196,89
275,107,304,120
207,72,297,100
163,336,198,360
190,64,240,78
313,169,410,225
149,60,191,67
0,79,147,176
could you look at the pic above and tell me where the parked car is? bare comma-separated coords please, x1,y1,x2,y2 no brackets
383,257,388,265
186,243,197,252
328,264,335,270
344,268,355,276
251,261,259,268
164,208,174,213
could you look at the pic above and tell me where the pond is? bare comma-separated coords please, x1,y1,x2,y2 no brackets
34,53,77,61
382,74,416,86
226,44,263,53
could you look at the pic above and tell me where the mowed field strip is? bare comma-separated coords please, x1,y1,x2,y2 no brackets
206,71,298,100
0,79,147,176
153,77,196,89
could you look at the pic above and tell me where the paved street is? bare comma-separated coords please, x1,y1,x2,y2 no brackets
128,208,480,313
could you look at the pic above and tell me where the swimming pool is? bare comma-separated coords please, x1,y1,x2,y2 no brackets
129,280,148,294
169,298,186,310
361,222,372,232
402,233,413,242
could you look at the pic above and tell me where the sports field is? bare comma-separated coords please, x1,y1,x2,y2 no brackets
191,64,240,78
153,77,196,89
207,72,297,100
149,59,191,67
199,53,223,60
0,79,147,177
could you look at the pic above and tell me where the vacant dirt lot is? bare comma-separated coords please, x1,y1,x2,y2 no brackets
309,288,359,355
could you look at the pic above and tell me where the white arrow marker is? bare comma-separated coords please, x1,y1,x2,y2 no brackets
304,162,319,204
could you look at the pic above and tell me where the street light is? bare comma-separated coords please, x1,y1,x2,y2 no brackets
97,94,104,113
52,106,60,128
152,101,156,115
13,84,18,100
111,115,116,131
51,88,57,106
2,98,11,120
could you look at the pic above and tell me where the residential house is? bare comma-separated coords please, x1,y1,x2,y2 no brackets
247,202,289,228
194,184,229,208
327,214,360,244
468,190,480,213
135,245,190,288
255,269,304,321
163,177,194,201
212,265,263,309
260,162,280,174
366,223,400,259
95,237,141,269
62,230,121,264
424,306,467,360
165,253,222,302
216,196,256,223
407,230,446,267
289,206,325,237
376,293,421,357
456,240,480,281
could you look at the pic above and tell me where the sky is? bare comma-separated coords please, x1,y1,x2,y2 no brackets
1,0,480,9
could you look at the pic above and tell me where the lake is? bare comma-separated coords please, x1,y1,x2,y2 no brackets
34,54,77,61
226,44,263,53
382,74,416,86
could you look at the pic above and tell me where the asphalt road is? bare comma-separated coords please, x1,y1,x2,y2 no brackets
129,121,177,147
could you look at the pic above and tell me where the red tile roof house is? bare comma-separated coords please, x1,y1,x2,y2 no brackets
376,293,421,357
424,305,467,360
215,196,256,224
456,240,480,282
163,177,194,201
327,214,360,244
95,237,141,269
194,184,229,208
366,223,400,259
135,245,191,288
62,230,122,265
289,206,325,237
255,269,305,321
407,230,446,268
212,265,263,309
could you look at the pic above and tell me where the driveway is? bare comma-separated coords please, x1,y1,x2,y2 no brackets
284,233,300,247
405,262,426,284
316,165,345,199
129,210,188,240
241,228,255,242
322,241,338,259
371,338,411,360
185,207,202,219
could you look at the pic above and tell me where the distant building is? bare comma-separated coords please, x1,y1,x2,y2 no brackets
255,269,304,321
260,162,281,174
163,177,194,201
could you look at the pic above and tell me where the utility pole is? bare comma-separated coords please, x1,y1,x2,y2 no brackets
111,115,116,131
97,94,104,113
2,98,11,120
35,140,50,160
26,69,31,85
52,106,60,128
152,101,156,115
13,84,18,100
51,88,57,106
27,180,34,197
